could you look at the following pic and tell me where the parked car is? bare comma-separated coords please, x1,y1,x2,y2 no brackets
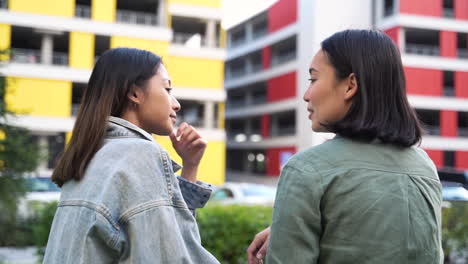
209,183,276,206
439,169,468,202
17,176,61,218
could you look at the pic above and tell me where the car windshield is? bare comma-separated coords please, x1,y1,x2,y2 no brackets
25,178,60,192
241,186,276,197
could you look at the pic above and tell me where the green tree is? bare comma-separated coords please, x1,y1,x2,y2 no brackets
0,49,41,246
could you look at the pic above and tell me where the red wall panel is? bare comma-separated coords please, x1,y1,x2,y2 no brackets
440,31,457,58
425,149,444,168
404,67,443,96
441,110,458,137
267,72,296,102
400,0,442,17
261,115,270,138
455,0,468,20
262,47,271,69
455,151,468,170
266,146,296,176
268,0,297,33
455,71,468,98
384,27,400,47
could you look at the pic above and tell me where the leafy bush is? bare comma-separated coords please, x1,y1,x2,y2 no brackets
197,204,272,264
442,202,468,263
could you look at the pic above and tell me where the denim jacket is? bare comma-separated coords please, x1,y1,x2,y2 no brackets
43,117,220,264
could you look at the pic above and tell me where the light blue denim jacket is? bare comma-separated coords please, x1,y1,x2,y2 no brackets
43,117,220,264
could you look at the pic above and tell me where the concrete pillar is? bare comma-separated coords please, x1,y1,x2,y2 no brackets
245,22,253,42
158,0,167,27
38,136,49,171
399,27,406,54
204,101,215,129
206,19,216,48
41,34,54,65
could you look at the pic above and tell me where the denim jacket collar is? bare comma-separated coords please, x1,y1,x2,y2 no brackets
107,116,182,172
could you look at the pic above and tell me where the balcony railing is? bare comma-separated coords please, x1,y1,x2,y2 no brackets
443,8,454,18
424,126,441,136
405,44,440,56
172,32,220,48
271,51,296,66
443,87,455,97
458,49,468,59
116,9,158,26
10,48,68,66
52,52,68,65
10,48,41,64
384,7,394,17
459,128,468,137
75,5,91,18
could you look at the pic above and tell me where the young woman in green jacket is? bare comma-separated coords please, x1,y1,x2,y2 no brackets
247,29,443,264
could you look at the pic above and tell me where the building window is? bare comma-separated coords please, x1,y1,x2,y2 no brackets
459,112,468,137
444,151,455,168
94,35,110,63
457,33,468,59
443,71,454,96
75,0,91,18
405,28,440,56
72,83,87,116
178,100,204,128
172,16,210,47
48,134,65,169
384,0,395,17
443,0,454,18
116,0,158,26
252,13,268,39
416,109,440,135
271,110,296,136
230,26,246,47
271,36,296,66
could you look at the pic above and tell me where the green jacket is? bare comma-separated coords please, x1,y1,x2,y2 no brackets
267,136,443,264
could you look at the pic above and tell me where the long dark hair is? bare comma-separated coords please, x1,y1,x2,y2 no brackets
52,48,162,187
321,29,423,147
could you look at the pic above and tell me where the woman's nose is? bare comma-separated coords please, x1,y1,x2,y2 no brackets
172,96,181,112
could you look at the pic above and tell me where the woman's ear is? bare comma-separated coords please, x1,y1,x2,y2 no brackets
127,85,144,105
344,73,358,101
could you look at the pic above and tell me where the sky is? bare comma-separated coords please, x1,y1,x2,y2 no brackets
221,0,278,29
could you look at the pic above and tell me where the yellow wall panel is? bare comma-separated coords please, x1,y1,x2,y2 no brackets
155,136,225,185
166,56,223,89
168,0,221,8
0,24,11,50
6,77,71,117
110,36,169,57
0,24,11,61
92,0,116,22
219,28,226,48
69,32,95,69
217,103,224,129
9,0,74,17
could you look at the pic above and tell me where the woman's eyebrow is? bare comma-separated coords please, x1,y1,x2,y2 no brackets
309,68,318,74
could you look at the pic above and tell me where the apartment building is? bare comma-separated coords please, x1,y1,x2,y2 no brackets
0,0,226,184
224,0,468,180
377,0,468,172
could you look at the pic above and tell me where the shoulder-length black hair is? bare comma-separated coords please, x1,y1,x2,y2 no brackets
321,29,423,147
52,48,162,187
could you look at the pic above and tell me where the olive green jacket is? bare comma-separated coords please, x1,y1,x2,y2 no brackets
267,136,443,264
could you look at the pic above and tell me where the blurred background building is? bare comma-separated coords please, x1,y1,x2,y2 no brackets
0,0,227,184
224,0,468,182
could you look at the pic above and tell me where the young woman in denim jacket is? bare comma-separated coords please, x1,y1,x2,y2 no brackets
44,48,220,264
247,30,443,264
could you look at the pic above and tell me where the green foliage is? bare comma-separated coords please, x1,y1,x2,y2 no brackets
442,202,468,263
0,52,41,247
197,205,273,264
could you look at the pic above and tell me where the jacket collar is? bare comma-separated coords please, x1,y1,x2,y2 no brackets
107,116,182,172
